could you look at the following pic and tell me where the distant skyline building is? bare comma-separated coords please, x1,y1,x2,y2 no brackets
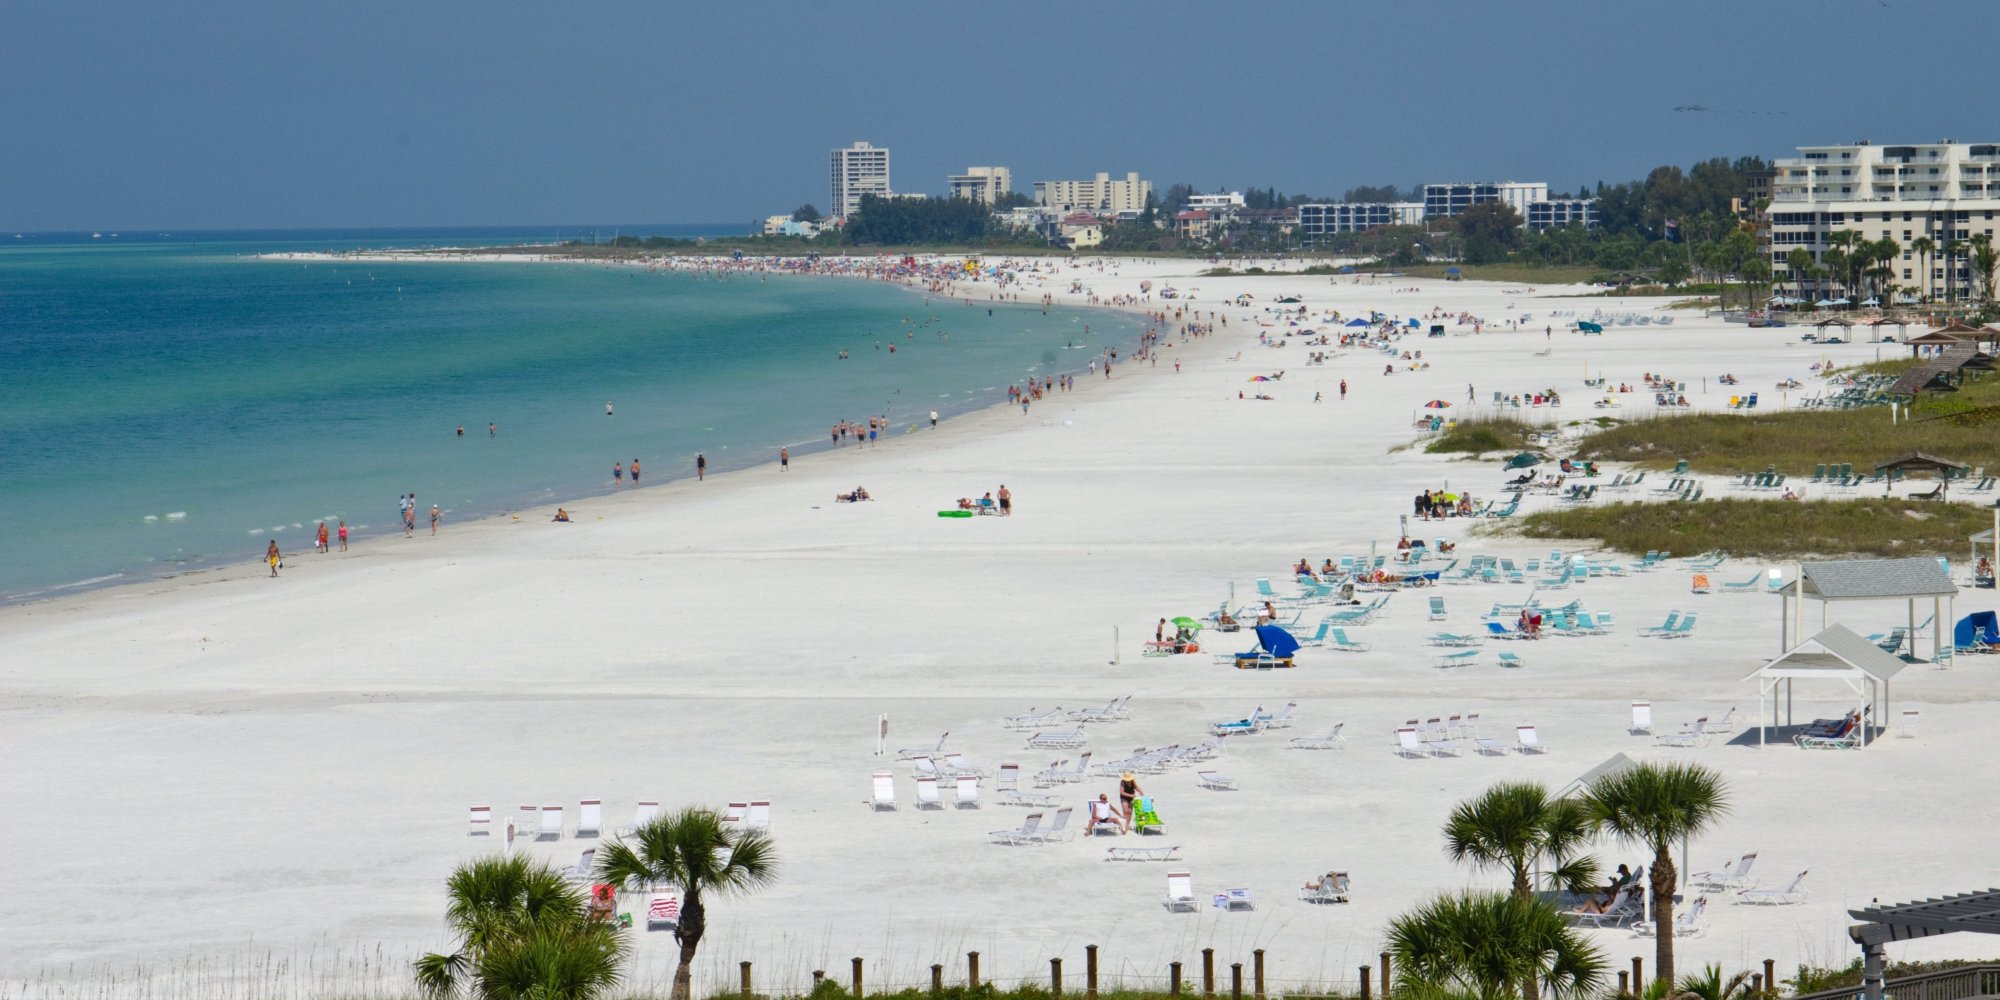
1422,181,1548,220
829,141,892,218
1525,198,1598,231
1768,139,2000,300
1034,171,1152,213
948,166,1012,205
1186,192,1246,215
1296,202,1424,243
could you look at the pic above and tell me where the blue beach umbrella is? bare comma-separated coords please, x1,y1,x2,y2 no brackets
1253,624,1302,659
1345,318,1369,327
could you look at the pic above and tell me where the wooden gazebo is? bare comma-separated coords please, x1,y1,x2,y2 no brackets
1875,451,1970,500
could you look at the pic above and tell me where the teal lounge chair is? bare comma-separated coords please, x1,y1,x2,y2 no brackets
1435,650,1479,669
1497,651,1525,668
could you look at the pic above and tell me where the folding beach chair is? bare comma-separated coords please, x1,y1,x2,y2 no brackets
1297,871,1351,905
619,801,659,837
747,800,771,829
537,805,563,841
1691,853,1759,890
575,799,602,839
1737,871,1808,905
468,805,492,837
953,775,980,809
868,771,896,810
1165,871,1198,912
914,776,943,810
1516,725,1549,753
646,891,681,931
1197,770,1238,790
722,801,748,826
989,811,1043,845
1629,702,1653,735
559,848,596,882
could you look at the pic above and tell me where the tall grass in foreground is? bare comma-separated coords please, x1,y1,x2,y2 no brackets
1514,498,1994,559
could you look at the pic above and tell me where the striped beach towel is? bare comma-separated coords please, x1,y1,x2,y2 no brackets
647,892,680,929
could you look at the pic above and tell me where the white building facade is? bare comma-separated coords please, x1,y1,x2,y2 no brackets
1769,140,2000,300
1296,202,1424,243
1423,181,1549,221
830,141,892,219
1525,199,1598,231
948,166,1012,205
1033,172,1152,213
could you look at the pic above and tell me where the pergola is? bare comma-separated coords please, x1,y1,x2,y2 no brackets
1773,557,1959,661
1847,889,2000,1000
1875,451,1969,500
1743,624,1906,747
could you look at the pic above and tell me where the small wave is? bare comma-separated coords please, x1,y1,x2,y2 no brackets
143,514,159,522
165,511,186,520
6,573,128,601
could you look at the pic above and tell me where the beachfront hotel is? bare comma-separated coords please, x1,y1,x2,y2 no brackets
1769,139,2000,300
948,166,1012,206
1033,171,1152,213
830,141,892,219
1423,181,1549,220
1525,198,1599,231
1295,202,1425,244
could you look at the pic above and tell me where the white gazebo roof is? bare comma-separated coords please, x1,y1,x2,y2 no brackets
1743,624,1905,746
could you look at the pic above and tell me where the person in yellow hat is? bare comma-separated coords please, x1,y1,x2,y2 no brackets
1117,771,1142,833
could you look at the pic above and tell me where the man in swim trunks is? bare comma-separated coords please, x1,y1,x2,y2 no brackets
697,453,706,481
997,485,1011,516
629,459,639,484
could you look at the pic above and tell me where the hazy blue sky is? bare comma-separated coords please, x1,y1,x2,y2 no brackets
3,1,1989,231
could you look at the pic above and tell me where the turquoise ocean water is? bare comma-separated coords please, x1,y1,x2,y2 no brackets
0,229,1144,601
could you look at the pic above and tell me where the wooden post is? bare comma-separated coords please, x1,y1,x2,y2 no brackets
1765,959,1777,999
1618,972,1629,996
740,961,753,998
1752,974,1764,999
1203,948,1216,996
969,952,980,990
813,971,825,988
852,957,864,998
1381,952,1393,997
1171,962,1183,996
1231,963,1244,1000
1253,950,1265,999
1632,957,1643,993
1360,967,1372,1000
931,965,943,995
1087,945,1100,999
1052,958,1064,995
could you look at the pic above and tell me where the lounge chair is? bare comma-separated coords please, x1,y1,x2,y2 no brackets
1655,721,1708,748
896,731,950,760
1257,702,1299,729
1690,853,1759,891
1435,650,1479,669
1036,753,1091,785
914,776,943,809
941,753,987,777
722,801,748,827
468,805,492,837
1393,727,1430,758
1290,724,1346,750
1737,871,1808,905
1699,708,1736,734
1165,870,1199,912
1639,611,1682,636
1632,896,1708,939
1484,621,1527,640
1473,735,1509,755
1428,632,1485,647
558,848,596,883
1197,770,1238,790
1027,730,1087,749
1656,613,1698,639
1516,725,1549,754
1086,798,1121,835
575,799,602,839
1327,627,1371,652
909,756,943,780
1497,651,1525,668
1568,884,1644,928
1429,596,1447,621
1211,707,1264,737
619,801,659,836
999,789,1060,807
1720,571,1766,593
1107,845,1180,861
646,891,681,931
869,771,896,810
537,805,563,841
1629,702,1653,735
1002,707,1064,730
989,811,1043,845
1029,806,1074,843
1298,871,1351,904
1214,887,1256,911
953,776,980,809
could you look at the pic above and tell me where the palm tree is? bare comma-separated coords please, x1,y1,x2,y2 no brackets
1945,238,1967,304
1444,782,1601,899
1786,248,1816,301
1387,891,1605,1000
1583,762,1731,987
1873,238,1900,302
415,854,627,1000
596,806,778,1000
1676,964,1757,1000
1970,233,1998,305
1911,235,1936,302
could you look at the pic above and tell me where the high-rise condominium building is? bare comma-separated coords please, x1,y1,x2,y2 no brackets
1423,181,1549,220
1033,172,1152,213
1769,139,2000,300
949,166,1012,206
830,142,892,219
1295,203,1425,244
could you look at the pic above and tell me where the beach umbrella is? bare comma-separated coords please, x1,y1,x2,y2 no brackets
1172,616,1202,632
1140,280,1153,291
1345,318,1369,327
1249,375,1271,382
1407,318,1421,328
1860,297,1881,306
1424,400,1452,409
1253,624,1302,659
1504,452,1539,470
1446,266,1462,275
1815,298,1836,307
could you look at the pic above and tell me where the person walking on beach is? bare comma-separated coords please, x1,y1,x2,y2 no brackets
997,484,1012,516
780,447,789,471
1117,771,1143,833
930,409,938,429
613,461,623,487
429,504,440,536
630,459,639,485
266,539,282,578
696,453,706,481
1339,379,1348,399
315,521,329,554
337,520,348,551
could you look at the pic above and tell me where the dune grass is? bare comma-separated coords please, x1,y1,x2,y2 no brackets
1573,406,2000,477
1425,418,1540,456
1514,497,1995,560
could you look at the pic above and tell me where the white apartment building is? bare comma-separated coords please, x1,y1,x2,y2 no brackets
1423,181,1549,220
948,166,1012,206
830,141,892,219
1296,202,1424,243
1525,199,1598,232
1187,192,1246,214
1769,140,2000,299
1033,171,1152,213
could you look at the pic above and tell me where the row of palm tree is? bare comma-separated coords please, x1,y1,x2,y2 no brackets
418,806,777,1000
1789,230,2000,306
1388,762,1731,1000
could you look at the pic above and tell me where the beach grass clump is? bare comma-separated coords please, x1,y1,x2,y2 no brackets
1573,402,2000,477
1514,497,1994,560
1787,958,2000,996
1426,418,1539,456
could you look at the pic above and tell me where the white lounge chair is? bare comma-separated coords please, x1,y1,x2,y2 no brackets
1737,870,1808,905
619,800,659,836
645,891,680,931
1633,896,1707,938
722,801,748,826
897,731,950,760
868,771,896,810
576,799,601,839
1258,702,1299,729
518,804,539,836
1214,887,1256,911
558,847,596,882
915,776,944,809
537,805,563,841
1516,725,1549,754
990,811,1043,845
1165,870,1198,912
1473,737,1508,756
1568,884,1643,927
1030,806,1074,843
1197,770,1238,790
953,775,980,809
1108,845,1180,862
747,800,771,829
1297,871,1351,904
1699,708,1737,734
1002,707,1064,731
910,756,943,780
1629,701,1653,735
1086,798,1121,835
1290,724,1345,750
468,805,492,837
1690,852,1758,890
1425,732,1461,757
1027,730,1087,749
941,753,987,777
1655,721,1708,748
1899,709,1920,738
1394,727,1430,758
999,789,1060,807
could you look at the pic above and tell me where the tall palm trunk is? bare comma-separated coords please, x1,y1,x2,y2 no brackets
672,891,707,1000
1650,845,1678,986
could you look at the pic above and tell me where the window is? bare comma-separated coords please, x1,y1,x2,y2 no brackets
1904,269,1912,279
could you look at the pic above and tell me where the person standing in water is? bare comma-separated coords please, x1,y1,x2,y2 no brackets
629,459,639,485
606,401,614,416
430,504,440,536
316,521,329,554
696,453,706,481
337,520,348,551
613,461,623,487
780,447,789,471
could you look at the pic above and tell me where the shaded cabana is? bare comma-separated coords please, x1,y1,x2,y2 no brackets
1875,451,1970,500
1774,557,1958,662
1815,316,1854,329
1742,624,1905,747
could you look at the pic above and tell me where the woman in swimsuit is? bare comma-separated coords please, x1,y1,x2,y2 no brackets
1118,771,1142,832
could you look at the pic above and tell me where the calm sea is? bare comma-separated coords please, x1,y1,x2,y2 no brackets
0,228,1143,601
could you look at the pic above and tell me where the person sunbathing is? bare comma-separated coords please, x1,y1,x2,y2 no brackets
551,508,572,522
957,497,975,510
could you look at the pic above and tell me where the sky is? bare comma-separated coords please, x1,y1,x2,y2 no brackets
3,0,1994,232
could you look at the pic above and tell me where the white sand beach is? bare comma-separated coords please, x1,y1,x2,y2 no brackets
4,257,1996,995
